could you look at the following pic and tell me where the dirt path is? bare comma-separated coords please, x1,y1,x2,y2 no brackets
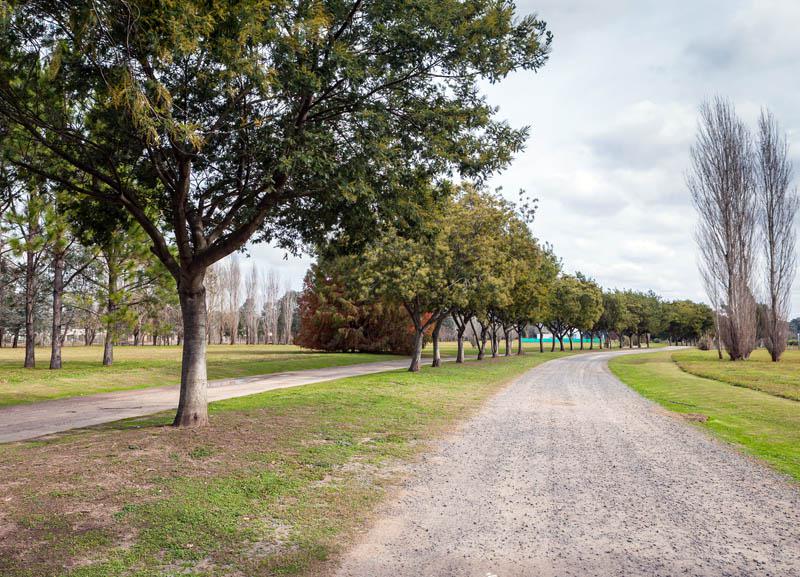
334,350,800,577
0,358,417,443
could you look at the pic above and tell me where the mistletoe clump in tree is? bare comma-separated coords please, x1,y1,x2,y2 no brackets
0,0,552,426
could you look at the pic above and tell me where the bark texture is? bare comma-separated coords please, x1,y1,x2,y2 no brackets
49,249,65,369
173,274,209,427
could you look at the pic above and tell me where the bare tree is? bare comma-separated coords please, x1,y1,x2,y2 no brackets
222,256,242,345
204,264,223,344
243,264,261,345
689,97,758,360
262,270,280,345
280,284,297,345
756,109,798,362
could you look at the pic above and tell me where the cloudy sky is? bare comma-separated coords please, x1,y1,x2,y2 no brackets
249,0,800,312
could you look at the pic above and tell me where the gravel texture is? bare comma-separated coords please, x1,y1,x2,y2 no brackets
334,350,800,577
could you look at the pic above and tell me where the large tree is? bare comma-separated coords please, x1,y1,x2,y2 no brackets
0,0,551,425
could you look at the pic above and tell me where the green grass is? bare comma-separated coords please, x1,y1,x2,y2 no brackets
0,345,402,407
609,351,800,481
673,348,800,401
0,340,550,408
0,351,571,577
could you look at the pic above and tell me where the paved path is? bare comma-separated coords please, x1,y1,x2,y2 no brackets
0,358,417,443
335,350,800,577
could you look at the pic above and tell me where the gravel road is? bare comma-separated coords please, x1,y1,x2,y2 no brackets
334,350,800,577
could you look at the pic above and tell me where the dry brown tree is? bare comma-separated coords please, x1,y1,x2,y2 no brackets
756,110,798,362
689,97,758,360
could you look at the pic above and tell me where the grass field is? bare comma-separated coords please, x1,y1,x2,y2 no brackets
0,345,407,407
0,340,585,408
0,351,570,577
673,348,800,401
610,351,800,482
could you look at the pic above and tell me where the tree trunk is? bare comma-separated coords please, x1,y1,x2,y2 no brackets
537,326,544,353
49,249,65,369
103,264,118,366
559,335,564,351
646,333,650,348
12,328,20,348
472,320,486,361
431,317,443,368
517,327,523,355
103,329,114,365
568,335,573,350
550,334,555,352
0,257,6,348
23,246,36,369
490,326,498,358
589,333,594,350
173,274,210,427
504,331,511,356
409,328,424,372
580,333,584,350
456,325,466,363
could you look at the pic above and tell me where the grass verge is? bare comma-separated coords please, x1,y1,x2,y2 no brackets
672,348,800,401
609,351,800,482
0,351,570,577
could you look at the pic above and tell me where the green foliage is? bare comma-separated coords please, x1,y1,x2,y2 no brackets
545,274,601,346
661,300,714,343
597,290,631,340
573,273,603,333
446,185,518,318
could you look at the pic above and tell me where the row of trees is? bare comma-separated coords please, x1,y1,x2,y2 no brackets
296,185,714,371
690,98,797,362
